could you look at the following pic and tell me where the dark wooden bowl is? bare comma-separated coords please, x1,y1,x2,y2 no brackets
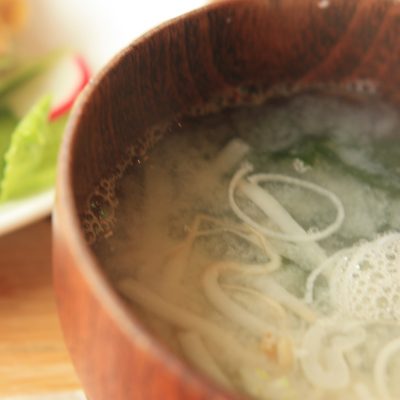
53,0,400,399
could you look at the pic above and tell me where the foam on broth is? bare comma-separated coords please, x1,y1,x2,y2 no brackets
86,89,400,400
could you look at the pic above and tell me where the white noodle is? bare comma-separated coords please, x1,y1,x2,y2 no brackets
228,163,344,242
221,284,287,321
269,239,321,271
211,138,251,175
196,214,281,267
118,278,270,369
178,331,233,390
248,173,345,241
374,336,400,400
304,248,351,304
228,163,328,270
163,214,279,289
262,279,317,323
162,138,250,287
162,215,202,289
202,262,279,336
353,382,375,400
300,320,365,390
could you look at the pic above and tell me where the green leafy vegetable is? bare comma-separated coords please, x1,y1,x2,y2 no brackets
0,96,67,201
268,135,328,166
0,107,18,178
261,134,400,195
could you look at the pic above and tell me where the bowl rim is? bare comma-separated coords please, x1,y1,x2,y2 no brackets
56,0,248,398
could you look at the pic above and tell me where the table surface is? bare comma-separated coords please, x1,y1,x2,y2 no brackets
0,218,82,397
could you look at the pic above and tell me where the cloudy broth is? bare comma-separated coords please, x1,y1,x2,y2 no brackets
88,90,400,400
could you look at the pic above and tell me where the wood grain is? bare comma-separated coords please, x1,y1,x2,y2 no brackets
54,0,400,399
0,219,81,396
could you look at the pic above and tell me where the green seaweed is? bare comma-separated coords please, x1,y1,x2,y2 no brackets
256,133,400,195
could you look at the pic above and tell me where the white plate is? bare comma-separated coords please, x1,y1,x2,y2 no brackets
0,0,207,236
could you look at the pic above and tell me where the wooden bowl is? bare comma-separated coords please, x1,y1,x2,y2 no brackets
53,0,400,399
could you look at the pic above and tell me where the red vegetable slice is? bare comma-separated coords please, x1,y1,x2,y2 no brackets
49,55,90,121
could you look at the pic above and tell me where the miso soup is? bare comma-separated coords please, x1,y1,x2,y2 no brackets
86,89,400,400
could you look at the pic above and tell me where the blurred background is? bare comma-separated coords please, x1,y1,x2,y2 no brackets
20,0,209,69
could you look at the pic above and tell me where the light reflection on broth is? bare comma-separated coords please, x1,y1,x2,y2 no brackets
87,89,400,400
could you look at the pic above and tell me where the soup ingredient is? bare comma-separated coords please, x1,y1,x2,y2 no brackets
119,278,271,370
300,319,366,390
260,331,294,371
202,261,278,336
268,134,400,195
229,163,345,243
93,91,400,400
374,337,400,400
178,331,233,389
